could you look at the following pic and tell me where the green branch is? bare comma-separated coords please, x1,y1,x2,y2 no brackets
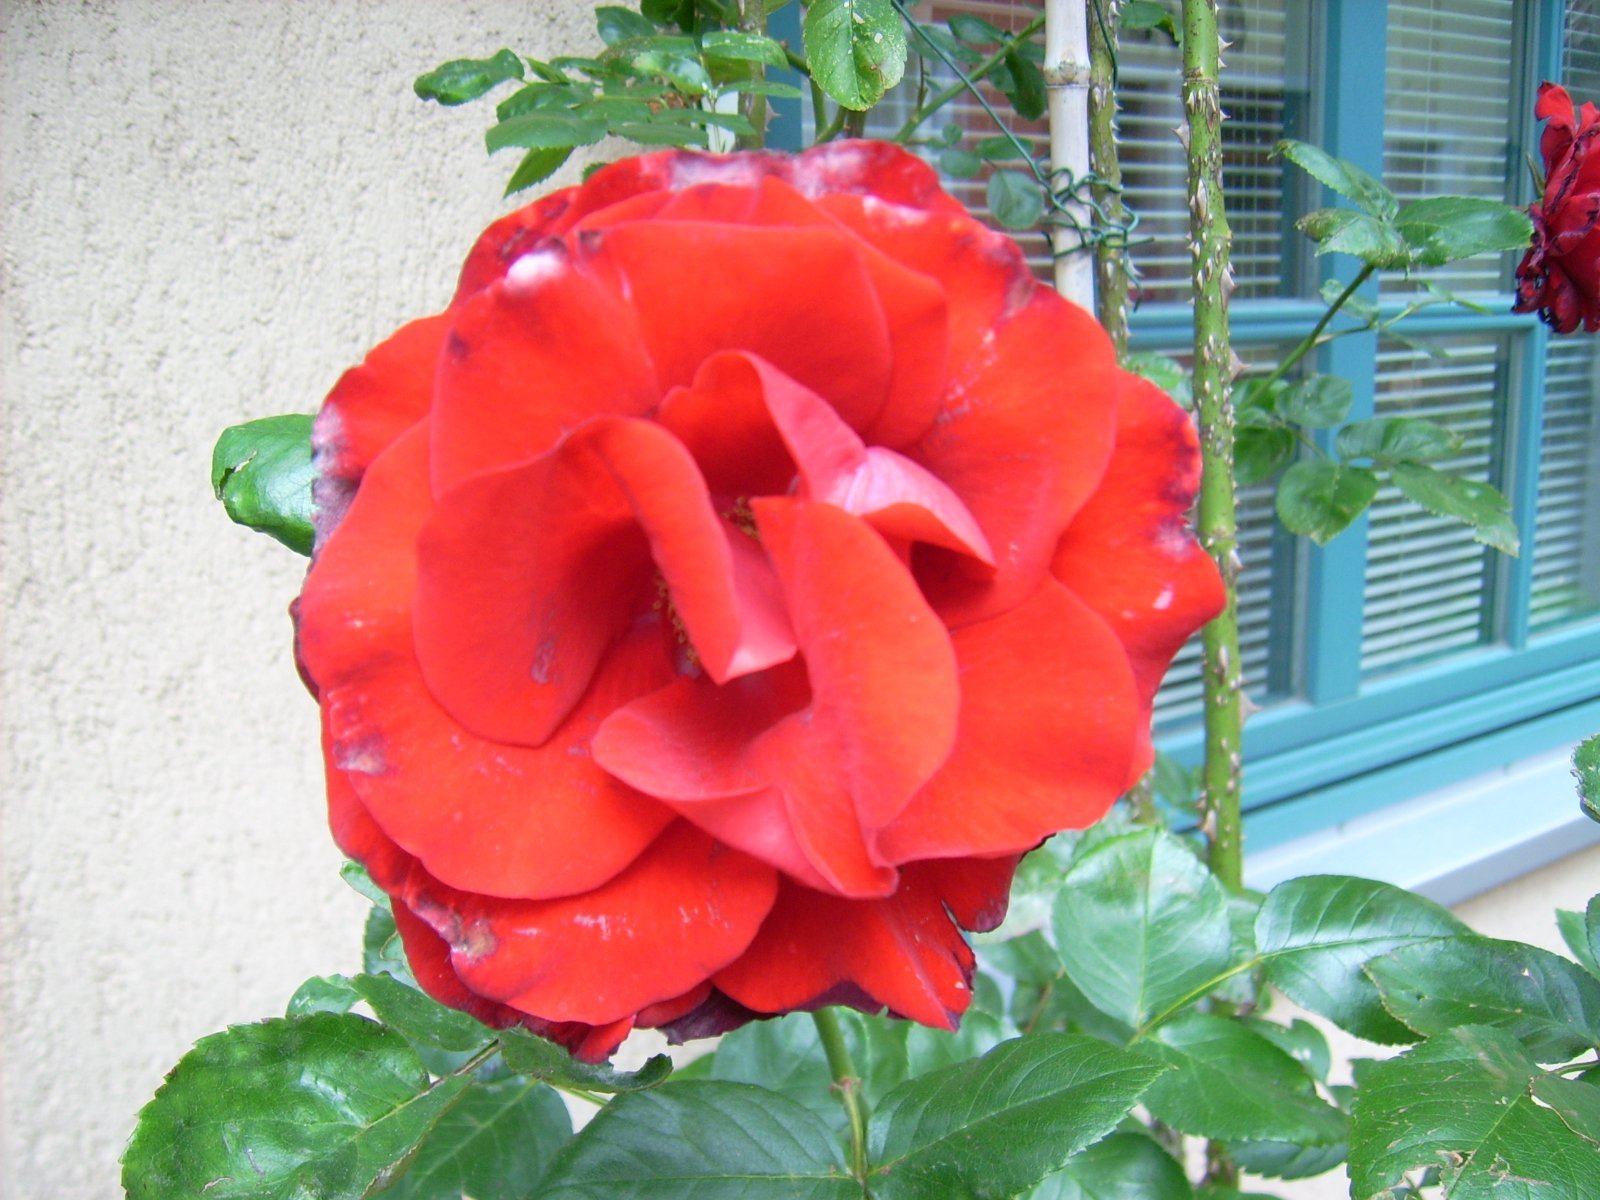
812,1008,870,1182
893,14,1046,143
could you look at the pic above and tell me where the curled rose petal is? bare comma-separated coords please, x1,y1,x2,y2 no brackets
1515,81,1600,334
291,141,1223,1058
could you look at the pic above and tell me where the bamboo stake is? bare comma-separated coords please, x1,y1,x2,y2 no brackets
1045,0,1094,306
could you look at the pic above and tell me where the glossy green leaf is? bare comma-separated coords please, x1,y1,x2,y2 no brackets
211,414,314,555
987,169,1044,229
1236,426,1295,486
1133,1012,1347,1145
710,1011,867,1125
363,905,415,984
1244,1017,1332,1083
1003,51,1046,120
641,0,691,27
495,81,571,120
1366,936,1600,1061
1029,1132,1193,1200
701,30,790,66
385,1076,572,1200
1350,1025,1600,1199
287,974,360,1017
504,144,574,196
1276,139,1398,219
948,13,1005,43
1279,375,1353,428
1394,195,1535,267
121,1014,468,1200
1124,352,1192,408
415,49,525,105
1053,829,1235,1031
596,5,657,44
1275,460,1378,545
1576,735,1600,825
869,1034,1164,1200
805,0,906,110
538,1080,855,1199
1297,208,1409,267
623,46,713,94
1120,1,1179,42
1530,1074,1600,1147
499,1028,672,1093
1389,461,1519,555
1557,905,1600,978
1226,1138,1346,1181
911,23,982,66
1256,875,1469,1043
1335,416,1461,464
609,122,708,147
486,113,608,154
349,972,496,1053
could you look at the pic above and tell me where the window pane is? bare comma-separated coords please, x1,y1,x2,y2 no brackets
1381,0,1518,296
1361,335,1510,675
1531,337,1600,630
1117,0,1309,304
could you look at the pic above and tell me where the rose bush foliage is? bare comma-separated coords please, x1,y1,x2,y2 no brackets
1515,82,1600,334
293,141,1223,1061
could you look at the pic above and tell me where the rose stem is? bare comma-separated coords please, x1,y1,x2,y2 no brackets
1184,0,1243,1188
811,1007,870,1180
892,14,1046,144
1088,0,1128,360
737,0,767,148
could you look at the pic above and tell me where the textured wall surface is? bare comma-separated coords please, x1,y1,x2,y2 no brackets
4,5,1599,1200
0,4,597,1196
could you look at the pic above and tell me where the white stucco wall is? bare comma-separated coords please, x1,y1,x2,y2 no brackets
3,5,1599,1200
0,4,600,1197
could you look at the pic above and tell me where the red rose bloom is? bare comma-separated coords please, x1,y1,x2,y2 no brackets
294,142,1223,1061
1515,82,1600,333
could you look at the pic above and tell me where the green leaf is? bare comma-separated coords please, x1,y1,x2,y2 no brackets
596,5,657,44
709,1011,863,1125
1124,352,1192,409
340,860,386,905
610,122,708,147
385,1076,572,1200
1366,936,1600,1061
504,144,574,196
1029,1132,1193,1200
1576,736,1600,825
1133,1012,1348,1145
1275,139,1398,219
499,1028,672,1093
1279,375,1352,428
1388,461,1519,555
622,46,713,94
1335,416,1461,464
1120,1,1179,42
486,113,608,154
1256,875,1469,1043
641,0,691,26
1052,829,1235,1031
804,0,907,110
987,168,1044,230
1350,1025,1600,1199
415,49,525,105
1226,1138,1346,1181
287,974,360,1017
975,133,1035,160
1530,1074,1600,1147
1319,275,1380,323
211,414,315,555
538,1080,855,1199
911,23,983,66
1244,1016,1332,1083
1235,426,1295,486
869,1034,1165,1200
701,30,790,66
948,13,1005,44
1004,51,1047,120
1297,208,1410,268
939,147,984,179
349,973,496,1053
1394,195,1535,267
1557,904,1600,978
363,905,415,984
1275,460,1378,545
121,1014,468,1200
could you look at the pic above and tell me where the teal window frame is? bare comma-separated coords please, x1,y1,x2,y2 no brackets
1137,0,1600,848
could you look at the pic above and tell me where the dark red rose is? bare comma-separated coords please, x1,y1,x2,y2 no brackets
293,142,1223,1061
1515,82,1600,333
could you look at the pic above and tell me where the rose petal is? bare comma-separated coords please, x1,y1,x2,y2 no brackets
713,856,1016,1028
298,426,677,900
402,821,778,1026
909,286,1120,627
582,220,893,432
430,246,661,493
415,417,798,746
876,581,1140,863
1052,375,1223,764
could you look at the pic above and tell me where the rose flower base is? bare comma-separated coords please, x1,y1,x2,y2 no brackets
292,141,1223,1061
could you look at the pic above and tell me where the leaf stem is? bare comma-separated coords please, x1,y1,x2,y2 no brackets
811,1007,870,1181
737,0,769,148
892,14,1047,143
1256,263,1376,393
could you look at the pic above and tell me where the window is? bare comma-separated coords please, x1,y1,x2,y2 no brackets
777,0,1600,848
